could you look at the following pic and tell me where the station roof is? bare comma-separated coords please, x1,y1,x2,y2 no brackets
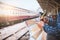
37,0,60,15
54,0,60,4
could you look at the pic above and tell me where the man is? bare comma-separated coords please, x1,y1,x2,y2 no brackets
43,15,60,40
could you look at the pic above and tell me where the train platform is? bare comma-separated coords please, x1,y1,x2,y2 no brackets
0,0,60,40
0,17,47,40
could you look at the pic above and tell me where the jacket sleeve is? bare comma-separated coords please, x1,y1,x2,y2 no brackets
43,24,49,33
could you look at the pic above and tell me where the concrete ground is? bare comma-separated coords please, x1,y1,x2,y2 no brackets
20,32,30,40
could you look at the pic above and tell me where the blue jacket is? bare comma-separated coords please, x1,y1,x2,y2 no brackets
43,23,58,35
43,23,60,36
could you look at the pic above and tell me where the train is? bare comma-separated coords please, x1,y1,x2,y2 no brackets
0,2,39,28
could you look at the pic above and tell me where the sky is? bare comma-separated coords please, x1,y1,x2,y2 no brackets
0,0,43,12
